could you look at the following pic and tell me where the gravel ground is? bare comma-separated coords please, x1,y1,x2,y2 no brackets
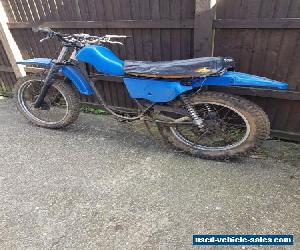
0,97,299,250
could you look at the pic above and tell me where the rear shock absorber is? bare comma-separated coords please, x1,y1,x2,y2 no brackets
180,94,204,128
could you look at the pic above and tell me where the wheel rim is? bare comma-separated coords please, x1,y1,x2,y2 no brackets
169,102,251,151
17,79,69,125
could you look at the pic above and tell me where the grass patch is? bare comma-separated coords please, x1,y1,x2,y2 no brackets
254,139,300,166
80,104,108,115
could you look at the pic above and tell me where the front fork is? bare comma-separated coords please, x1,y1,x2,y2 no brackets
33,46,69,108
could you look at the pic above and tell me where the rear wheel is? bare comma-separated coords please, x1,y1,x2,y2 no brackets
157,91,270,159
15,74,80,128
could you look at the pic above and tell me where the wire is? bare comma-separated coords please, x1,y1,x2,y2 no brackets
90,82,154,120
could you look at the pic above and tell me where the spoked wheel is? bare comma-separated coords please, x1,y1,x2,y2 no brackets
157,91,270,159
15,74,80,128
171,103,251,149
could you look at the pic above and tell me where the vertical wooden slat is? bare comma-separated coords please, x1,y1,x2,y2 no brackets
0,0,24,88
285,101,300,131
285,35,300,91
32,0,46,21
181,0,194,59
159,0,171,60
2,0,16,22
131,0,144,60
151,0,161,61
170,0,181,60
55,0,68,21
48,0,60,21
140,0,152,61
249,0,276,75
194,0,214,57
0,71,9,93
119,1,134,60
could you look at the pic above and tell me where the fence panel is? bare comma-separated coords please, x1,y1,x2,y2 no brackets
2,0,195,108
0,39,16,95
214,0,300,140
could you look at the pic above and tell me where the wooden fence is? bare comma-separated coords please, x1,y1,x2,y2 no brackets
0,38,16,95
1,0,199,110
0,0,299,140
214,0,300,140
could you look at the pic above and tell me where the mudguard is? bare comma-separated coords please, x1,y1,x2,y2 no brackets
16,58,94,95
192,71,288,90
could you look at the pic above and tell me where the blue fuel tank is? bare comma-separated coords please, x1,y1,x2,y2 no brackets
76,45,124,76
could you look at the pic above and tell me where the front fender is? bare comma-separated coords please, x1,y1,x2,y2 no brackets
17,58,94,95
60,66,94,95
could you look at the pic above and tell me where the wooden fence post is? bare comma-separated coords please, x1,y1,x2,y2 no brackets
193,0,216,57
0,1,24,79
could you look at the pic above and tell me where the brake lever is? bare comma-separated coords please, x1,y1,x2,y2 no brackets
100,37,124,45
108,41,124,45
40,35,50,42
104,35,131,39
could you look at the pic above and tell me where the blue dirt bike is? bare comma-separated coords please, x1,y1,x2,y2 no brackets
15,27,288,159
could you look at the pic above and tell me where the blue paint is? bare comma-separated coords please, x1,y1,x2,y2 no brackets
17,58,53,67
123,71,288,102
76,45,124,75
124,77,192,102
60,66,94,95
17,57,288,103
192,71,289,90
16,58,94,95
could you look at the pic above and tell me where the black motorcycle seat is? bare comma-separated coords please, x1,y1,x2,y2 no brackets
124,57,235,79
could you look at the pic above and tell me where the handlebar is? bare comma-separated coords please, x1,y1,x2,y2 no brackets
32,26,130,47
32,26,52,33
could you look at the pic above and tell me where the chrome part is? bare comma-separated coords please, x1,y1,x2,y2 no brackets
180,94,204,128
57,46,69,62
18,79,69,125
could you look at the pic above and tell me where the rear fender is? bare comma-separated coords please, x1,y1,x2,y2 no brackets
193,71,288,90
16,58,94,95
123,71,289,103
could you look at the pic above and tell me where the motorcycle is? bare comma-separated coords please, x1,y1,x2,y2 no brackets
15,27,288,159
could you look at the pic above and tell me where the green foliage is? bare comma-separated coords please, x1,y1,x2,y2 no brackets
80,106,108,115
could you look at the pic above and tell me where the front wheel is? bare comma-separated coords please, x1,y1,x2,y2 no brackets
157,91,270,159
15,74,80,129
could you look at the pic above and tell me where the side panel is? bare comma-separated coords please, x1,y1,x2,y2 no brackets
76,45,124,76
17,58,94,95
123,71,288,103
123,77,192,102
